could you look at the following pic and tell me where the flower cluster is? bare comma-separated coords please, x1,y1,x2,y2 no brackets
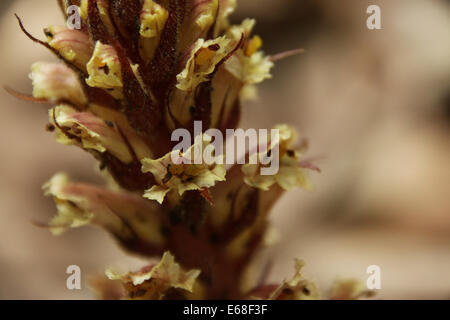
13,0,370,300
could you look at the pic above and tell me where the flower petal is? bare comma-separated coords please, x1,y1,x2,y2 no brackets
242,124,315,191
176,36,232,92
214,0,237,36
50,105,151,163
43,173,166,255
142,135,226,203
44,26,93,72
139,0,169,61
106,251,202,300
30,62,87,106
178,0,219,51
224,19,274,99
143,185,170,205
86,42,123,98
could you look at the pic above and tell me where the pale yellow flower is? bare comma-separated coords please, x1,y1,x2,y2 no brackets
15,0,342,301
43,173,165,248
140,0,168,39
139,0,169,60
242,124,313,191
86,42,123,98
142,135,226,204
44,25,93,72
106,251,202,300
176,37,232,92
30,62,87,106
49,105,151,163
224,19,274,99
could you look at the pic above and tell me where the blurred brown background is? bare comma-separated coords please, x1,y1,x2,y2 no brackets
0,0,449,299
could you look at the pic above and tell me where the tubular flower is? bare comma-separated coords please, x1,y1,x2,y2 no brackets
49,105,151,163
10,0,366,300
86,42,123,98
242,124,317,191
43,173,167,253
30,62,87,106
139,0,169,60
106,251,202,300
142,134,226,204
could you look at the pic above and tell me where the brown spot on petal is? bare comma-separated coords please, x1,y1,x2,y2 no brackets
46,123,56,132
208,44,220,51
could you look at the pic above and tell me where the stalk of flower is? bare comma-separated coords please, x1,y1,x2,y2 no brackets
10,0,372,300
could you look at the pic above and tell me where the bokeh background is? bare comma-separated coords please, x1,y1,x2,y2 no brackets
0,0,449,299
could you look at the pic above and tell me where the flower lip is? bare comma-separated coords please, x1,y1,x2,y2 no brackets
141,134,226,204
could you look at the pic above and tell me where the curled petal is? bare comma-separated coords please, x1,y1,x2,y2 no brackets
86,42,123,98
227,18,255,43
224,19,273,99
106,251,202,300
242,124,315,191
142,135,226,204
44,26,93,72
226,51,273,85
142,158,226,203
168,17,251,128
43,173,165,254
30,62,87,106
143,185,170,205
50,105,151,163
140,0,169,39
176,36,232,92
